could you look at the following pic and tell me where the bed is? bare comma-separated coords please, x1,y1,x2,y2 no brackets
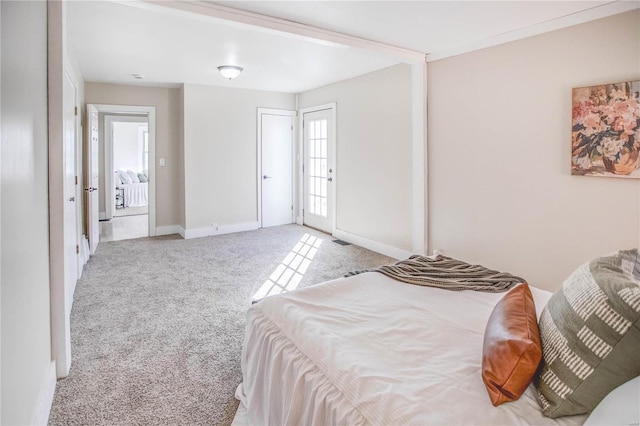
233,250,640,425
120,182,148,208
115,170,148,208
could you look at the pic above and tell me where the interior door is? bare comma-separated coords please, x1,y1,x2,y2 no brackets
63,71,78,308
303,109,334,233
261,112,294,227
85,105,99,254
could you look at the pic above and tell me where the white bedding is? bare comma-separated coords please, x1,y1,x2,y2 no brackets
121,182,148,207
234,272,587,425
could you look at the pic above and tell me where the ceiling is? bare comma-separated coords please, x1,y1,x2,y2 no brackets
67,0,633,94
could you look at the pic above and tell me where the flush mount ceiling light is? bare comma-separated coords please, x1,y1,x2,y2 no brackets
217,65,243,80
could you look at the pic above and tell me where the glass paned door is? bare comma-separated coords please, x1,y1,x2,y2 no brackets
303,108,333,233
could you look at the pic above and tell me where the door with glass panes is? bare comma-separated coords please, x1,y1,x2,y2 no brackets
303,108,334,233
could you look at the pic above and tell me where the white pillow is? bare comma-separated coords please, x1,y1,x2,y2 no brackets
118,170,132,184
584,376,640,426
127,169,140,183
114,173,123,187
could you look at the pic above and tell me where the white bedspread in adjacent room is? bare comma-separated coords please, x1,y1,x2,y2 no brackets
235,272,586,426
121,183,147,207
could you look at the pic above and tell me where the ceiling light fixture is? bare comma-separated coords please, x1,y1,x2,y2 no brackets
217,65,243,80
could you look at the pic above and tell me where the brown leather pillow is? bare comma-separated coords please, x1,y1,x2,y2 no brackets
482,283,542,406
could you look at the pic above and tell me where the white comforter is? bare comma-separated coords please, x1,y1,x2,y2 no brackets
235,272,586,425
122,182,148,207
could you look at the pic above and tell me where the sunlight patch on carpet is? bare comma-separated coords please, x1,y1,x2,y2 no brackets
252,233,323,302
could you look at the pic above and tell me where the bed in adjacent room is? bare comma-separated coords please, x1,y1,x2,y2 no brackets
233,251,640,425
116,169,148,208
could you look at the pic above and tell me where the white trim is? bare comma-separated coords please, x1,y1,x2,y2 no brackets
48,0,71,379
411,62,427,256
183,221,260,239
95,104,156,238
99,212,107,221
298,103,337,234
133,0,425,63
156,225,184,237
426,1,640,62
32,361,57,426
257,108,297,228
333,229,413,261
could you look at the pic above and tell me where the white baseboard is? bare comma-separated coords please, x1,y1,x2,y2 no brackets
33,360,57,426
184,221,260,239
156,225,185,237
333,229,413,260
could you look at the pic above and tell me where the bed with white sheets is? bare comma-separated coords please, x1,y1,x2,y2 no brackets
233,271,587,425
115,170,148,208
120,182,148,207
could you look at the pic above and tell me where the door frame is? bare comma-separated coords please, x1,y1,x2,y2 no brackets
257,108,296,228
298,103,337,235
91,104,156,237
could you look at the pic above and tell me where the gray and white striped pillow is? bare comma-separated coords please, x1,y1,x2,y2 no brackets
535,249,640,418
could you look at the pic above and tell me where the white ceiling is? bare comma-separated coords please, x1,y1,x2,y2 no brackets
67,0,634,94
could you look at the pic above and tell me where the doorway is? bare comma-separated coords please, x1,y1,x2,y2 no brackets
300,104,336,234
103,115,150,241
258,108,296,228
85,104,157,245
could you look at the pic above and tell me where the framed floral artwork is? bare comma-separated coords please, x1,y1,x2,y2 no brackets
571,80,640,178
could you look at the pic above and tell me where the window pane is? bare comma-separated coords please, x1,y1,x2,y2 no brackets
321,197,327,217
309,177,316,196
309,159,315,177
320,120,327,139
309,139,315,159
320,159,327,177
321,178,327,197
321,138,327,158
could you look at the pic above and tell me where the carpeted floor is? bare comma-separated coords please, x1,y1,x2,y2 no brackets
48,224,395,425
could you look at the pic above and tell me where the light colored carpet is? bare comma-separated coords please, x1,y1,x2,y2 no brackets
48,224,395,425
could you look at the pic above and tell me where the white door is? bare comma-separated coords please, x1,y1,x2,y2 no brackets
303,108,334,233
63,71,78,318
85,105,99,254
261,112,294,227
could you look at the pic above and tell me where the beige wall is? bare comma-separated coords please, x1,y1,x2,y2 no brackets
299,64,414,252
427,10,640,291
183,84,295,233
85,83,181,228
1,1,53,423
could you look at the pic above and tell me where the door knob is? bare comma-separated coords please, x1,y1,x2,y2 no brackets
327,177,333,182
69,196,75,202
84,187,97,192
263,175,272,179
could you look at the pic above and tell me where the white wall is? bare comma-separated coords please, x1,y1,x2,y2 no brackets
178,85,185,230
182,84,295,236
113,121,147,172
299,64,414,253
1,1,55,423
85,83,180,228
428,10,640,291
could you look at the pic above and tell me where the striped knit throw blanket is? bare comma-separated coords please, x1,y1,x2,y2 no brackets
345,254,526,292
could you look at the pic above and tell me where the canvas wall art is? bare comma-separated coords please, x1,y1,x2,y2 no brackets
571,80,640,178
